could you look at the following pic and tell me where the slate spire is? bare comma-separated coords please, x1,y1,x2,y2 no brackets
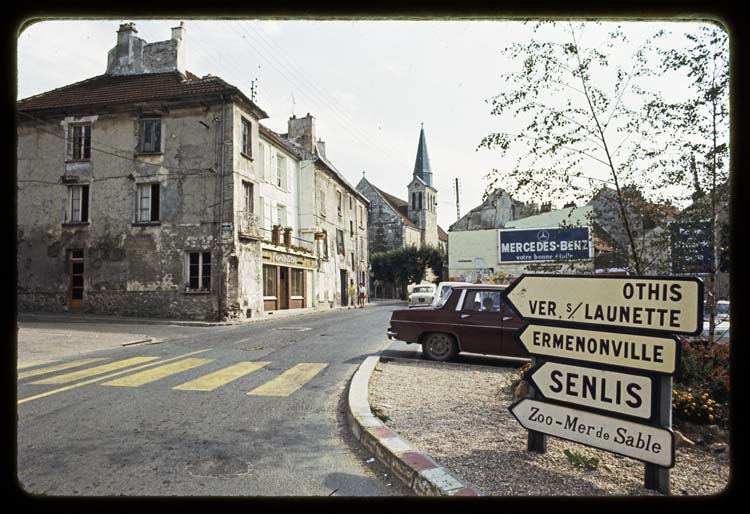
413,123,433,187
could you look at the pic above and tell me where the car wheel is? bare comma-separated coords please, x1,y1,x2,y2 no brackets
422,333,458,362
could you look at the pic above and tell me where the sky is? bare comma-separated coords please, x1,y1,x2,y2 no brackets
16,17,722,230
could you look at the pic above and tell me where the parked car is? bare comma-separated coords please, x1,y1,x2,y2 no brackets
431,281,473,307
702,300,730,344
408,284,437,307
388,284,526,361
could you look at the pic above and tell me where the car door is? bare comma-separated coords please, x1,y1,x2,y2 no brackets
499,298,526,357
455,289,503,355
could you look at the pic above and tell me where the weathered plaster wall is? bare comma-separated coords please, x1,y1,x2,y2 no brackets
356,179,405,253
17,104,227,319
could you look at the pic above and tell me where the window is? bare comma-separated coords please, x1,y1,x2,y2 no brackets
68,123,91,161
276,204,288,227
276,154,286,189
350,220,354,237
351,252,355,270
136,183,160,222
243,181,254,214
68,185,89,223
291,269,304,297
188,252,211,291
263,265,276,297
319,188,326,216
336,229,345,255
349,195,353,210
337,190,343,216
359,205,365,227
241,118,252,157
463,290,501,313
140,118,161,153
411,192,416,210
418,192,423,210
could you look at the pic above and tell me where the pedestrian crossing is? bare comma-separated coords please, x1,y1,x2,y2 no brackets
17,354,329,404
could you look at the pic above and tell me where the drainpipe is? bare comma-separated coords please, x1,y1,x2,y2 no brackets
216,97,227,321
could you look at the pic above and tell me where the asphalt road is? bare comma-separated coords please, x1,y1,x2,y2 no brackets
16,303,415,497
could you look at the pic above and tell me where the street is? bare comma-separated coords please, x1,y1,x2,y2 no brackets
16,303,415,496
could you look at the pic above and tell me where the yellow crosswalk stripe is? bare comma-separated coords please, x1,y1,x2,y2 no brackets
247,363,328,397
18,358,60,370
173,361,270,391
18,358,106,380
102,358,211,387
18,350,210,405
30,357,159,384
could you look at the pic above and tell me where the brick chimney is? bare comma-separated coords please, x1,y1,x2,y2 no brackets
288,113,316,154
106,21,187,76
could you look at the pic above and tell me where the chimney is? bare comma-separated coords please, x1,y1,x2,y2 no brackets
171,21,186,74
106,22,140,74
317,139,326,159
288,113,316,153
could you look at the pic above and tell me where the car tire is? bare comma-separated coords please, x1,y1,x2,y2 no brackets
422,333,458,362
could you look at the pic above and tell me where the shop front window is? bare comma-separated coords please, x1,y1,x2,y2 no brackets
263,265,276,297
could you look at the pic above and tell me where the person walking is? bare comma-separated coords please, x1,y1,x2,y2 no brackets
358,282,367,309
348,280,357,309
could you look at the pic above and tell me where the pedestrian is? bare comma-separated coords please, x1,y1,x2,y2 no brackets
358,282,367,308
348,280,357,309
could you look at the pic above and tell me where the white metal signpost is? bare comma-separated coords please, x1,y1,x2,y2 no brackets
503,274,703,494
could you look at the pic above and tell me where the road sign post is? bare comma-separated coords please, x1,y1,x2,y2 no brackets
503,274,701,495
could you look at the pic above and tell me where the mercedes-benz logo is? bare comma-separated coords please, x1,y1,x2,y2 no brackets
537,230,550,242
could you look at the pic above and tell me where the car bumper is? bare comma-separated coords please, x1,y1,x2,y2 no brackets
387,329,398,340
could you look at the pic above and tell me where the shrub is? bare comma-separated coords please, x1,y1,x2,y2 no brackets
518,362,532,381
677,338,729,403
673,388,725,425
564,449,599,471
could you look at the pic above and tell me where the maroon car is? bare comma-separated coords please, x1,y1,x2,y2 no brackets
387,284,527,361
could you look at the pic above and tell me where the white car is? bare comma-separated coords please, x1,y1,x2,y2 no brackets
408,284,436,307
702,300,730,344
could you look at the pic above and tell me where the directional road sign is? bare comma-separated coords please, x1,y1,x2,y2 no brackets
527,361,654,420
516,324,680,375
503,274,703,335
509,398,675,467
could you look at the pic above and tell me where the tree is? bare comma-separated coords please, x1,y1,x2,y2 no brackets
636,23,729,343
479,21,672,274
370,245,447,299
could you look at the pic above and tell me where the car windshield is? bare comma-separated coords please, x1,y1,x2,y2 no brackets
414,287,433,293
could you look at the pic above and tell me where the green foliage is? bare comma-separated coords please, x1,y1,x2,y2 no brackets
563,449,599,471
370,245,447,297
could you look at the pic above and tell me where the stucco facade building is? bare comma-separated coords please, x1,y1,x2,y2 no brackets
16,22,367,320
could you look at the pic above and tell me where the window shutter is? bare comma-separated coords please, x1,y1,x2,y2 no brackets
151,183,160,221
81,185,89,222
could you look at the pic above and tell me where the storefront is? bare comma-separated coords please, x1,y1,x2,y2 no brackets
261,246,316,311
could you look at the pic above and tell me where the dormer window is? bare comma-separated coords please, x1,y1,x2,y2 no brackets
140,118,162,153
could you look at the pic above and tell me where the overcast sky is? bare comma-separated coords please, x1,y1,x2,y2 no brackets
16,18,721,230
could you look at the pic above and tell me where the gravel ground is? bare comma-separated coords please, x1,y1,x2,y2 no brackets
368,358,730,497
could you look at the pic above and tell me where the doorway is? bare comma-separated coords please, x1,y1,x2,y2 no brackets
340,270,348,306
279,266,289,310
68,249,84,311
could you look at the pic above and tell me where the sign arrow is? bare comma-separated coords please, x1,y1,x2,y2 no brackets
503,274,703,335
516,324,680,375
527,361,654,420
509,398,674,467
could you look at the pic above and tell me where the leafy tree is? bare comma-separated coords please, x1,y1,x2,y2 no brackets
479,21,675,274
636,23,729,343
370,245,447,299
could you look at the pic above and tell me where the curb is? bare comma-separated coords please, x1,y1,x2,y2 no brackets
347,355,482,496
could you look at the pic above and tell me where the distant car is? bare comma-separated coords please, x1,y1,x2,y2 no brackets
702,300,730,344
431,281,473,307
409,284,436,307
388,284,526,361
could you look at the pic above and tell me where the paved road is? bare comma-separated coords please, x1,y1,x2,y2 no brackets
16,304,414,497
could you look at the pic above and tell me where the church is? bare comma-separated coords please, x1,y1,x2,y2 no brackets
356,124,448,257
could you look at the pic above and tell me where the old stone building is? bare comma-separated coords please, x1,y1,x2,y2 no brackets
356,124,448,254
16,22,367,320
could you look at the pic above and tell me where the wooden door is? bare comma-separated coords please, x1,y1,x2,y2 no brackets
68,249,84,311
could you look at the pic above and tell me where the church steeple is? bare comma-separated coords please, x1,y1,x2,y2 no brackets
413,123,433,187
